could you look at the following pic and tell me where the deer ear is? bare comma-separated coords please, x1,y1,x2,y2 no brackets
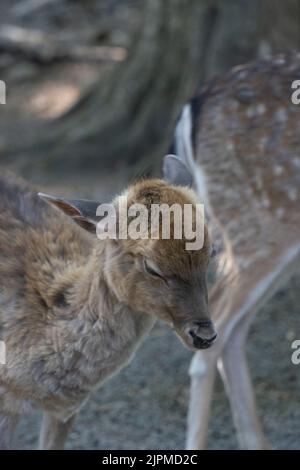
38,193,100,233
163,154,193,188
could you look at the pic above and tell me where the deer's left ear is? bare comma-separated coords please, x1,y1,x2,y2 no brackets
163,154,193,188
38,193,100,233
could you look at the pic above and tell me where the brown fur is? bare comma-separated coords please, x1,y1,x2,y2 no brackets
0,170,214,449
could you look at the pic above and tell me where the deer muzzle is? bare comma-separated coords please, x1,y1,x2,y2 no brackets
188,320,218,349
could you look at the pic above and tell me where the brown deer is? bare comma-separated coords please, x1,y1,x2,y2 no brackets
0,158,217,449
177,53,300,449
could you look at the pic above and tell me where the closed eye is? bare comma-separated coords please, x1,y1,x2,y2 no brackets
143,258,164,279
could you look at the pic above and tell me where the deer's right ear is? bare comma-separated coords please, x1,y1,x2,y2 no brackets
163,154,193,187
38,193,100,233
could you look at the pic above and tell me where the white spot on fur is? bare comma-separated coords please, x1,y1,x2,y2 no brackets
293,157,300,168
226,141,235,151
261,194,270,209
246,104,266,118
275,108,287,123
287,187,297,202
276,207,285,219
273,165,284,176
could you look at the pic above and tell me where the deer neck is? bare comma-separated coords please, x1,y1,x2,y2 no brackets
75,246,154,331
51,245,155,384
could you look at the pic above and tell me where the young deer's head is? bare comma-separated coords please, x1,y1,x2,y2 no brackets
39,155,217,350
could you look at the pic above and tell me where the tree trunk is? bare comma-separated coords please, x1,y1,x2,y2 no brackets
4,0,217,175
2,0,299,175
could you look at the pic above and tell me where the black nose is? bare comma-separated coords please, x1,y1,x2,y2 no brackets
189,321,218,349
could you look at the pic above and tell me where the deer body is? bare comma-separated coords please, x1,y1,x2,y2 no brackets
182,53,300,449
0,164,216,448
0,173,154,431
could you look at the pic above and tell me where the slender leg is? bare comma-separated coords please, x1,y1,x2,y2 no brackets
217,319,271,450
39,413,76,450
186,350,217,449
0,413,19,449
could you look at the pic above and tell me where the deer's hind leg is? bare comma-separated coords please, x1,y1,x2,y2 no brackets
0,413,20,449
217,317,271,450
39,412,76,450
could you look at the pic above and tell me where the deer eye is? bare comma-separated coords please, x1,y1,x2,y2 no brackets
143,258,164,279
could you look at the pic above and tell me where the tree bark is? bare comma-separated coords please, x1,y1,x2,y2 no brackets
2,0,299,175
0,25,126,65
3,0,217,174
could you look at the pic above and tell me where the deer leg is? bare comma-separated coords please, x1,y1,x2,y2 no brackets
217,318,271,450
39,412,76,450
186,350,217,449
0,413,19,449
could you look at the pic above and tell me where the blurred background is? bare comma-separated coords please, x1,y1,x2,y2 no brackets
0,0,299,449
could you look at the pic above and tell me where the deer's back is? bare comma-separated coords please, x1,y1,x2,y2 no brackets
0,170,92,287
0,171,96,415
193,54,300,331
0,171,92,347
194,53,300,267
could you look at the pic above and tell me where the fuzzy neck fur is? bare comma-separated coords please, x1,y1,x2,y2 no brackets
2,241,155,420
41,244,155,417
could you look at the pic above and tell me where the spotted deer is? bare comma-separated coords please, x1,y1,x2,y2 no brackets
177,53,300,449
0,156,217,449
